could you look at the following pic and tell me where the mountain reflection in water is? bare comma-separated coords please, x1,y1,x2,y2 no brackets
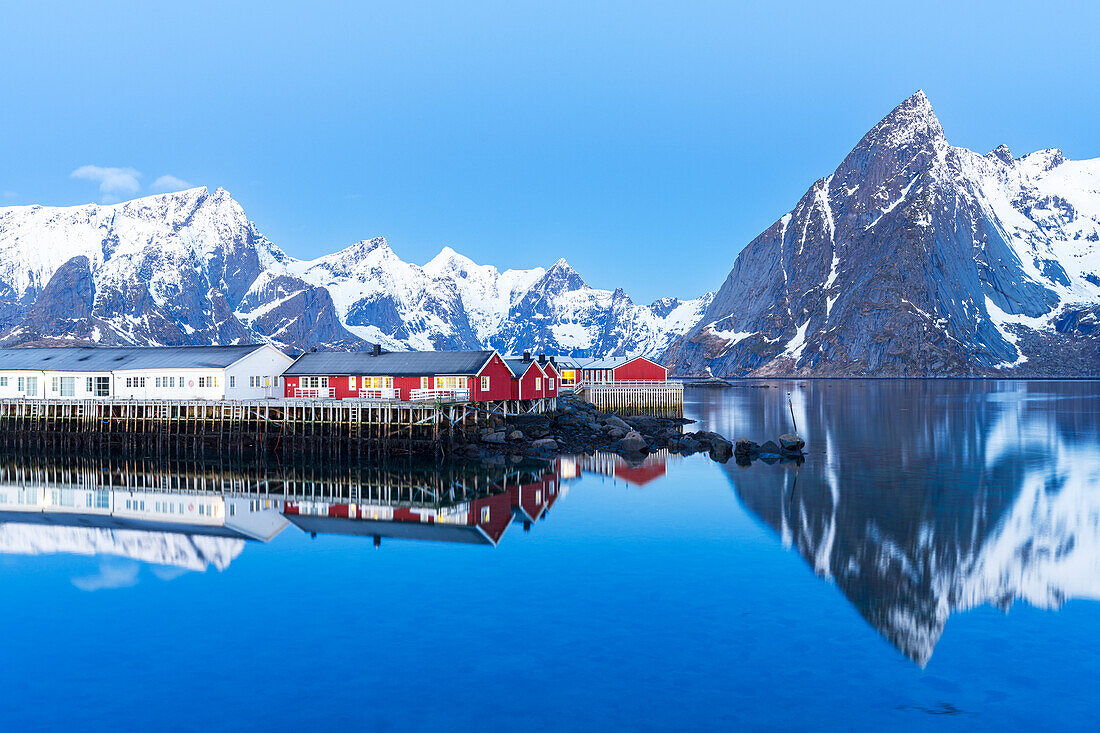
706,380,1100,666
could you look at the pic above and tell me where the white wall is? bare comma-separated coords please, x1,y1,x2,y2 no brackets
0,346,294,401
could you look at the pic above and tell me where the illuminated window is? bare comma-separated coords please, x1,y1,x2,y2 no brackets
481,376,490,392
349,376,356,389
421,377,429,389
480,506,491,523
535,378,541,391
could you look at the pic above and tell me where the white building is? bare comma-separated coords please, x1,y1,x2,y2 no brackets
0,344,293,400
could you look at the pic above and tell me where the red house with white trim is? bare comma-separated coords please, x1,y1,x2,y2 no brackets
282,348,514,401
579,355,667,384
504,356,547,400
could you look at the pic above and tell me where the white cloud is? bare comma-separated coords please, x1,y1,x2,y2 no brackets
71,165,142,202
151,174,194,193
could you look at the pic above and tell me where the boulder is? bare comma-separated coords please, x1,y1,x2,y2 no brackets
734,438,760,458
779,433,805,453
619,431,648,453
607,427,626,440
603,415,631,431
482,431,507,444
507,430,525,442
531,438,559,452
709,438,733,463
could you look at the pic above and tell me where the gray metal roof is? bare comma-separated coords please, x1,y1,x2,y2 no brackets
0,344,274,372
580,355,664,370
284,350,498,377
503,359,543,378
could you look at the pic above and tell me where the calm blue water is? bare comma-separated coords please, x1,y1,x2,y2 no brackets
1,380,1098,731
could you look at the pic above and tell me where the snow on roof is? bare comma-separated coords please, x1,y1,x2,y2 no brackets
285,350,498,377
0,344,275,372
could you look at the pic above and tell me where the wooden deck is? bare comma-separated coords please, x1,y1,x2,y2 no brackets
0,396,554,458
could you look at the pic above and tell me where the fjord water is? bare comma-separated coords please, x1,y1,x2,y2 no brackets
1,381,1099,731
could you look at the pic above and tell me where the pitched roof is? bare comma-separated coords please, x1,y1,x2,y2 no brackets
0,344,276,372
503,358,544,378
581,355,665,370
284,350,498,377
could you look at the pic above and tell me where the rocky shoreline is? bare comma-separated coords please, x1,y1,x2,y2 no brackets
459,394,739,463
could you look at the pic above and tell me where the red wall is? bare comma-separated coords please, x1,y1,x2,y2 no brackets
613,357,667,382
542,362,560,397
511,364,546,399
471,354,513,401
283,352,514,401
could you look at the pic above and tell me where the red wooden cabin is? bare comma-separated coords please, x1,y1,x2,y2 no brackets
504,355,547,400
578,355,667,384
283,348,514,401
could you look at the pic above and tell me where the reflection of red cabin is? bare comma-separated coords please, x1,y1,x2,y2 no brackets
506,472,560,528
283,349,514,401
579,355,667,384
282,492,513,546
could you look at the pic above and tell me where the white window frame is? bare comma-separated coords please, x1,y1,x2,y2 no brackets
480,376,490,392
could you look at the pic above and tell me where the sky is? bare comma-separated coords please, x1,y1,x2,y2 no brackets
2,1,1098,303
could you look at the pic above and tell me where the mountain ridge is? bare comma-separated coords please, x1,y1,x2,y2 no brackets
0,188,711,356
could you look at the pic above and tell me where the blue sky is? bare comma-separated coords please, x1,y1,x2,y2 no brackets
2,1,1098,302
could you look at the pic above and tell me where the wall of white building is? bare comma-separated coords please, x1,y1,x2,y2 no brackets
0,346,293,401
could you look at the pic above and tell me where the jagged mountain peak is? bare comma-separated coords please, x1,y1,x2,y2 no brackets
858,89,946,153
666,91,1100,378
988,144,1014,163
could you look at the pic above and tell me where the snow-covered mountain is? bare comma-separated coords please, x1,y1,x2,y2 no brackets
666,90,1100,376
0,188,709,356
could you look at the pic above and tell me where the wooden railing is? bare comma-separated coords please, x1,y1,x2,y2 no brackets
576,379,682,389
287,387,335,399
357,388,397,400
409,388,470,402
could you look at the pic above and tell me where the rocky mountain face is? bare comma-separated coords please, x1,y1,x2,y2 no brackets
0,188,709,355
666,91,1100,376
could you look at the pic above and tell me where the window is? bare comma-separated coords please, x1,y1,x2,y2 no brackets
51,377,59,392
18,377,24,392
211,376,218,388
178,375,184,387
155,377,161,388
198,377,205,388
125,377,132,388
480,506,491,523
480,376,490,392
549,379,555,391
25,376,37,396
535,378,541,391
229,376,235,388
137,377,145,388
420,377,429,389
86,377,93,392
0,377,6,387
94,377,109,397
60,377,75,397
169,376,176,388
348,376,356,389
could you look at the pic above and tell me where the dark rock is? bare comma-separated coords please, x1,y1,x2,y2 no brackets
619,431,648,453
759,440,781,455
482,431,507,444
507,430,525,442
709,437,733,463
779,433,805,452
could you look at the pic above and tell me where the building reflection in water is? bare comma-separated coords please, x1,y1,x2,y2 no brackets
0,452,578,572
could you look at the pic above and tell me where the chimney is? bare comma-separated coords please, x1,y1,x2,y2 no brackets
538,353,547,365
550,356,556,365
372,344,382,357
310,347,317,353
522,351,531,362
